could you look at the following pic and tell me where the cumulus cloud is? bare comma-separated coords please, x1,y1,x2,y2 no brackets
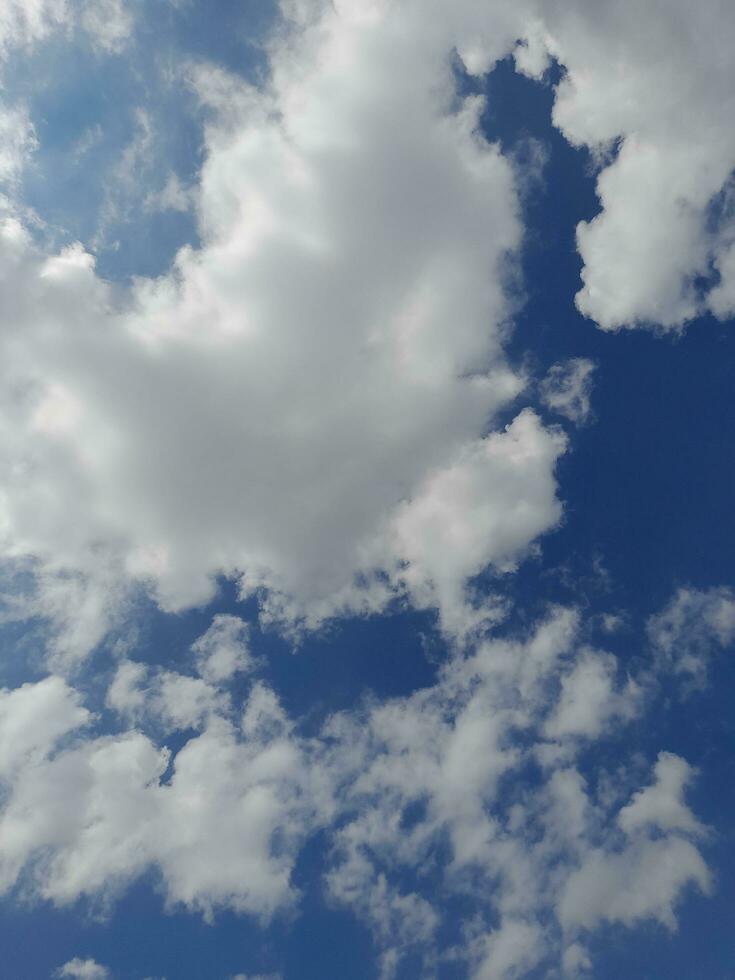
521,0,735,330
543,649,640,740
0,0,67,53
0,4,730,977
0,0,576,657
648,586,735,685
558,836,710,932
106,616,256,731
55,958,110,980
618,752,706,838
0,675,89,780
0,606,711,977
5,0,732,658
389,409,566,634
191,614,256,684
107,659,225,731
0,675,322,918
322,608,699,977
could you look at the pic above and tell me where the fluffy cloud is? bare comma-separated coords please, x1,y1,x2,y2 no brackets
0,5,730,976
543,649,640,739
322,608,702,977
0,675,89,780
191,614,255,684
0,674,322,918
0,0,733,668
558,836,710,931
559,751,710,932
106,616,254,730
648,586,735,685
515,0,735,330
55,959,110,980
107,660,225,731
618,752,706,838
4,0,732,658
0,0,576,657
0,607,711,978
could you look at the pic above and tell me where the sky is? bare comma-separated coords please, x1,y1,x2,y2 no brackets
0,1,734,979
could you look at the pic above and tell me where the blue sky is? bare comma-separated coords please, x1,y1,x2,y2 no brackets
0,2,734,979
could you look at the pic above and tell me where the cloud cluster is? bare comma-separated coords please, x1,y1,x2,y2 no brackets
0,668,323,920
0,603,712,979
0,3,732,976
0,0,575,658
2,0,733,659
323,607,705,978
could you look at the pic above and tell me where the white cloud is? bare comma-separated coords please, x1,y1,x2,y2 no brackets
0,676,323,918
0,0,67,53
540,358,595,425
544,649,640,740
108,659,225,732
79,0,133,52
0,675,89,780
0,604,713,977
618,752,706,838
11,0,734,655
144,173,195,215
0,4,729,975
648,586,735,685
389,409,566,634
558,836,710,932
230,974,282,980
192,614,255,684
558,749,710,933
471,918,545,980
322,606,706,976
55,958,110,980
106,618,257,730
528,0,735,330
0,0,132,54
561,942,591,977
0,0,577,656
0,101,37,184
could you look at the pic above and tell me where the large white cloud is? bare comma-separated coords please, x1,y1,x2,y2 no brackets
0,0,575,657
515,0,735,330
4,0,733,657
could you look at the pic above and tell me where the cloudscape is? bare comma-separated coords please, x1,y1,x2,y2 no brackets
1,2,734,978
